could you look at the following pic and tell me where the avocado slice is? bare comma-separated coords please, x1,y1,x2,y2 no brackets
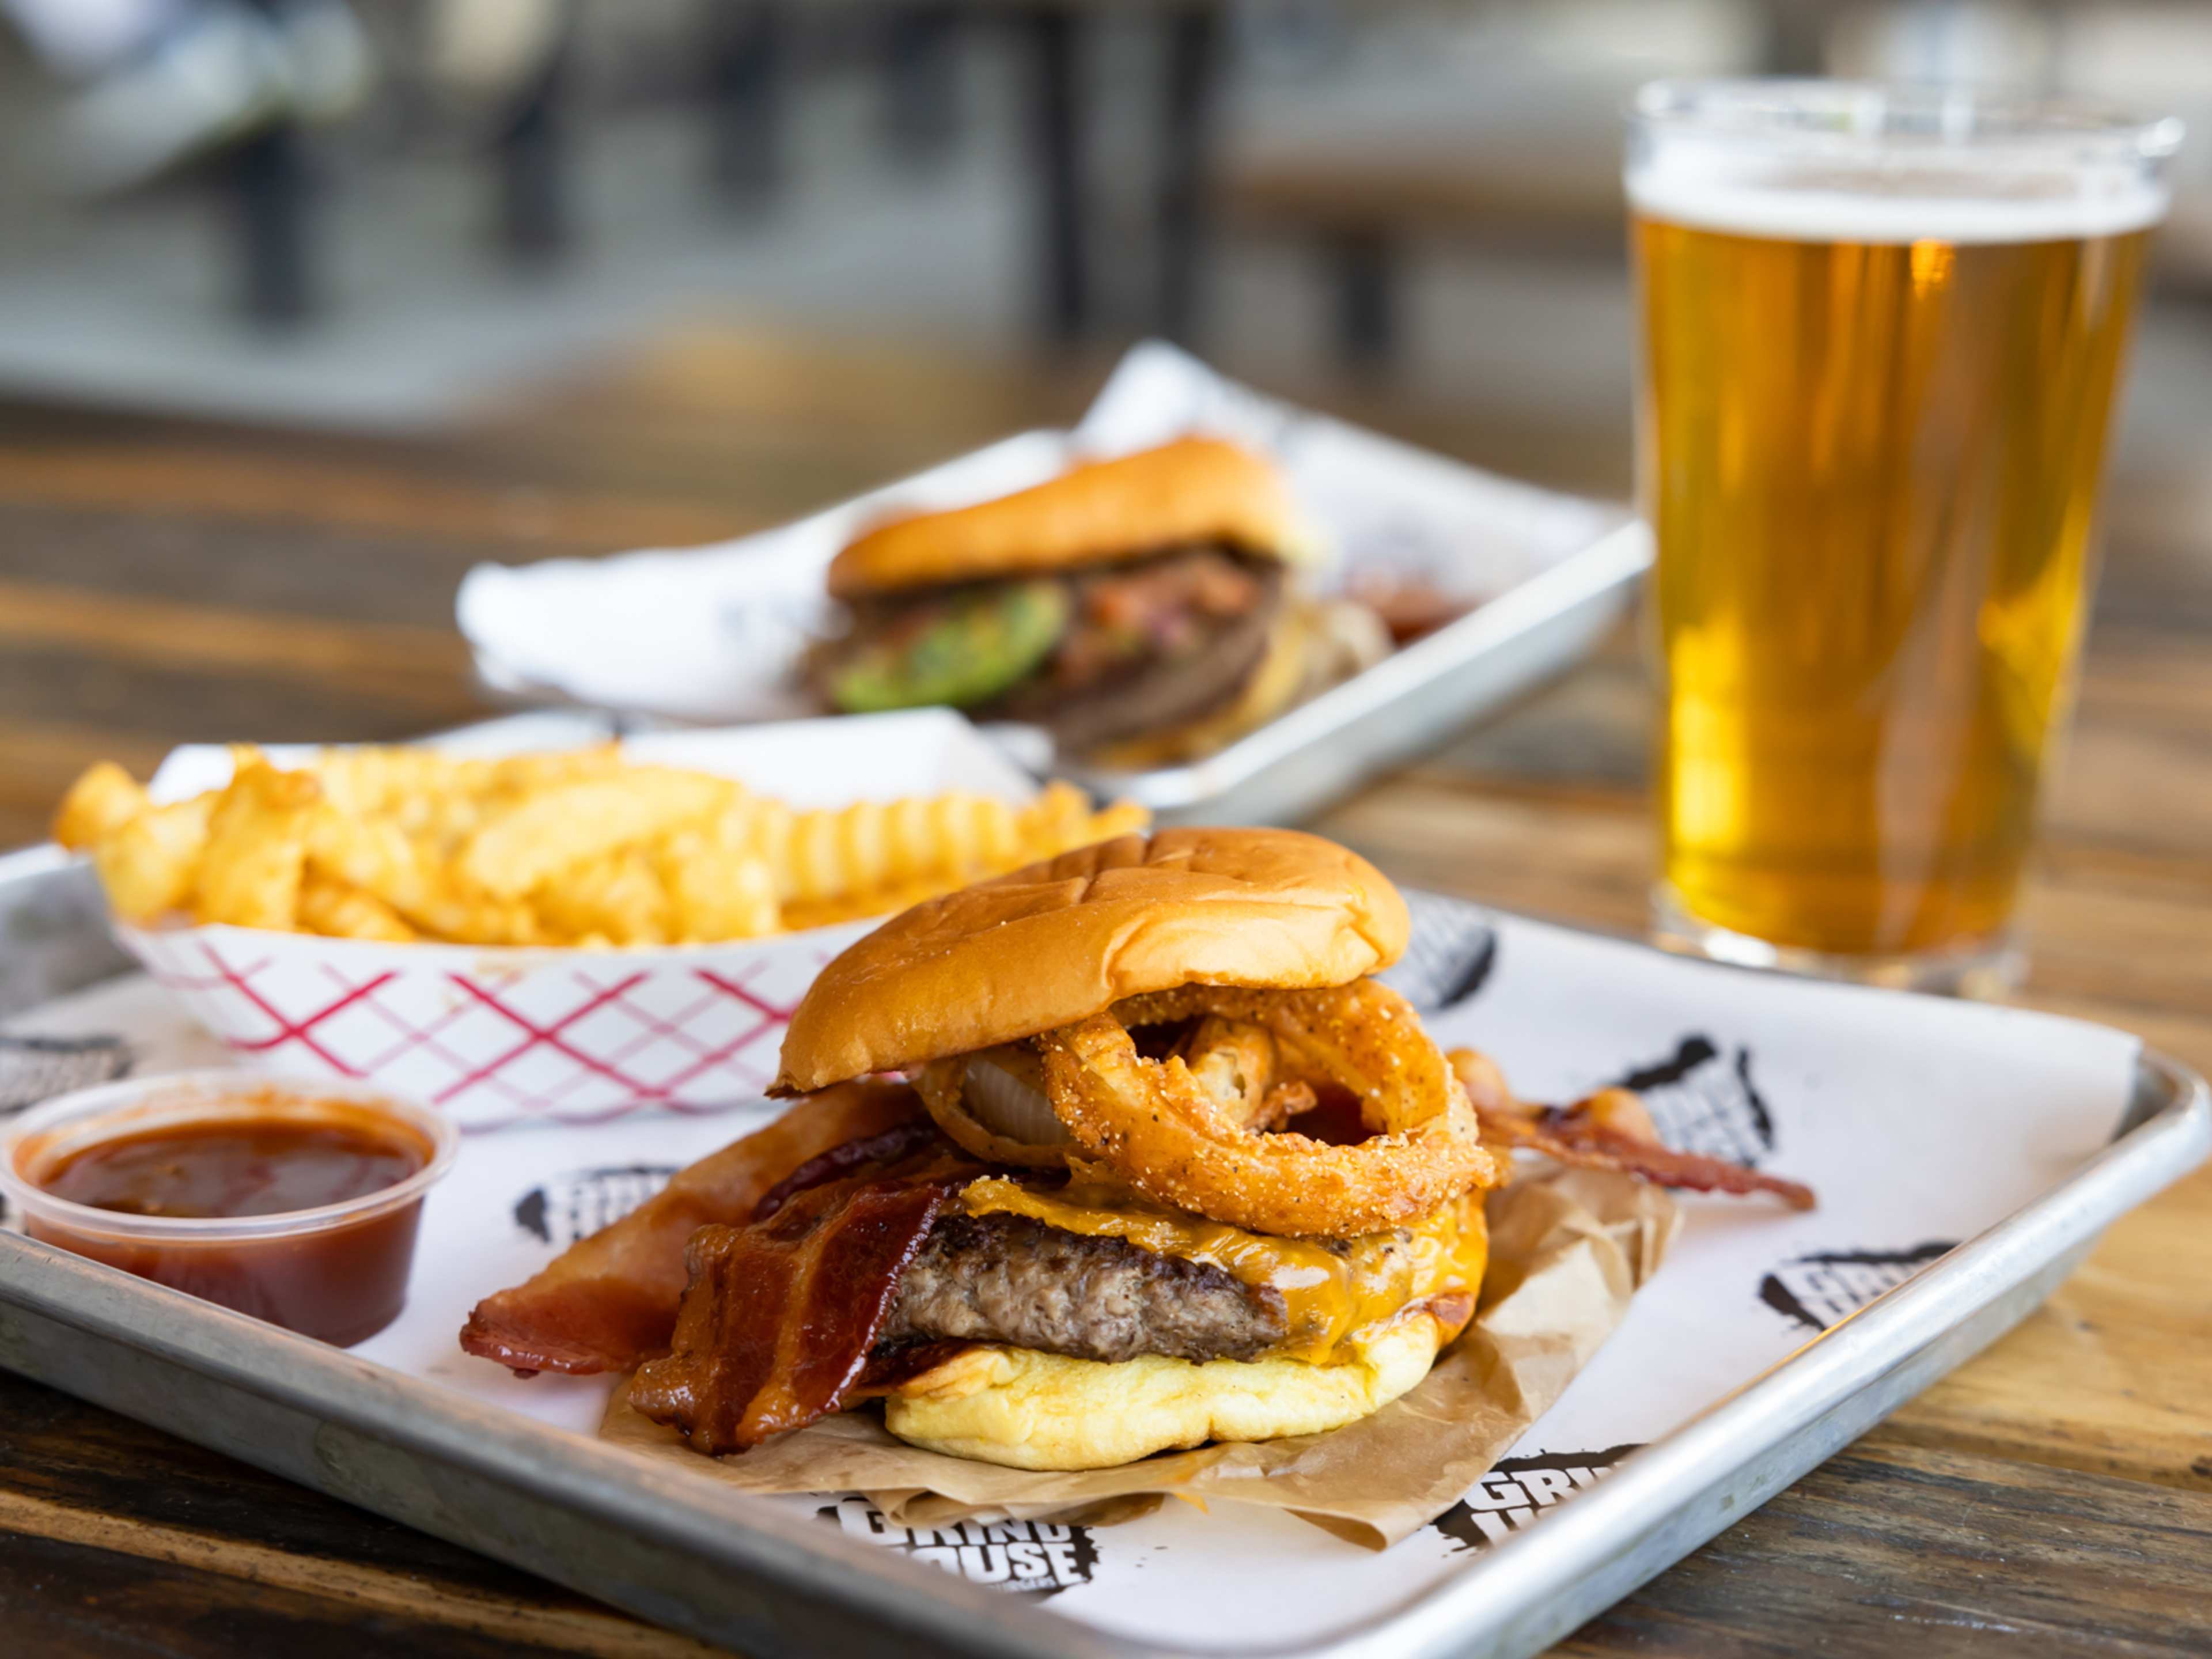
827,579,1070,713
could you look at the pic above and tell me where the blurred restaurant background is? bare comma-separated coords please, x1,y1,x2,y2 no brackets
2,0,2210,851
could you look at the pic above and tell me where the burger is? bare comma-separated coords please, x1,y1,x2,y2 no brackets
625,828,1501,1470
808,440,1388,765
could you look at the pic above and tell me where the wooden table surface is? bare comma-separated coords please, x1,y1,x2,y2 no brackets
2,331,2209,1656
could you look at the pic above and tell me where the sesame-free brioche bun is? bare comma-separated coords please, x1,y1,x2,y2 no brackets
881,1286,1480,1471
826,438,1307,600
771,828,1408,1094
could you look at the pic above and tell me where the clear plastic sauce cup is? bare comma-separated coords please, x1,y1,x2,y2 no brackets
1,1070,458,1346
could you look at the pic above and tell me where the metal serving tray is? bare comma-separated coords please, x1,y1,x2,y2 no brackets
475,516,1649,830
1,843,2206,1659
466,416,1652,828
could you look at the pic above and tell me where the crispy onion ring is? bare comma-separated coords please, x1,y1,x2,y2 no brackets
916,1048,1071,1169
1178,1016,1278,1124
918,1020,1305,1168
1037,980,1499,1237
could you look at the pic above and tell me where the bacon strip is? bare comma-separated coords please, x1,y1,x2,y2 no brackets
1448,1048,1815,1210
1490,1109,1818,1210
628,1146,982,1453
459,1081,924,1375
752,1118,944,1221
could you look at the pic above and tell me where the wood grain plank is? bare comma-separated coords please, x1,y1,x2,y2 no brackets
0,644,484,748
2020,876,2212,1020
0,1372,714,1656
0,1493,717,1658
0,445,740,556
0,579,474,691
1558,1439,2212,1657
0,1529,700,1659
1313,771,1652,935
1882,1164,2212,1492
0,502,515,629
0,717,181,849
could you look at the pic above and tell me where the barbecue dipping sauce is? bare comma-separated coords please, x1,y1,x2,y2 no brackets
19,1091,442,1346
44,1118,424,1218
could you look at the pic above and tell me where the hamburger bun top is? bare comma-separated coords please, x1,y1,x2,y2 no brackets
772,827,1408,1093
826,438,1307,600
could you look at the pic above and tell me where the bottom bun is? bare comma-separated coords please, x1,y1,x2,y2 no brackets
882,1306,1465,1472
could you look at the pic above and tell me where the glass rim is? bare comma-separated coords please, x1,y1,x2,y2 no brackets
0,1068,460,1243
1631,78,2184,162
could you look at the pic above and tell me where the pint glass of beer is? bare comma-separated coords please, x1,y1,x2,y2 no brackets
1628,82,2179,990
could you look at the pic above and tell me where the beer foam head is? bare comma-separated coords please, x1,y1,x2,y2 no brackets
1628,80,2179,245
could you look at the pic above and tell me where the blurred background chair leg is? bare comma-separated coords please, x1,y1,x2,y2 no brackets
1330,228,1395,372
704,0,783,209
1759,0,1830,74
495,20,570,263
1157,2,1221,347
881,2,960,166
1021,6,1087,345
228,112,312,326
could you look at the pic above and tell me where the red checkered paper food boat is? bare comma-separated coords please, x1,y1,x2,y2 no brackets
109,713,1042,1132
117,921,876,1132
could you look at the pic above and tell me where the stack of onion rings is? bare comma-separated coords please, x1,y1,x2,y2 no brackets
1032,979,1498,1237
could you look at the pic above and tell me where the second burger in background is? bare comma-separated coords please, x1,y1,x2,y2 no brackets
809,440,1388,765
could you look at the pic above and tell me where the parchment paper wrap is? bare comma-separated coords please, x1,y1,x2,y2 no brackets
599,1166,1679,1548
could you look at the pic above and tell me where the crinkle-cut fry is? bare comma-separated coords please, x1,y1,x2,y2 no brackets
308,743,626,821
456,769,734,899
394,791,491,860
307,809,540,945
776,791,1043,905
709,797,794,892
1016,779,1092,848
532,846,674,947
194,759,322,930
95,793,215,922
403,885,544,946
66,738,1149,948
1009,783,1148,864
306,746,474,818
778,874,961,933
52,762,149,852
1073,798,1150,846
927,790,1024,879
298,873,416,942
775,794,1013,905
307,809,428,908
482,744,625,796
657,824,780,944
772,789,1153,927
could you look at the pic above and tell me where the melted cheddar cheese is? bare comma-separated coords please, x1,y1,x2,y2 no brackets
959,1171,1487,1364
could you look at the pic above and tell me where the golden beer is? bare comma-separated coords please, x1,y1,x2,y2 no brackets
1628,84,2173,979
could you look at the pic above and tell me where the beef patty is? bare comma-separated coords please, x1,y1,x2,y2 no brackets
987,558,1284,751
877,1210,1286,1365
